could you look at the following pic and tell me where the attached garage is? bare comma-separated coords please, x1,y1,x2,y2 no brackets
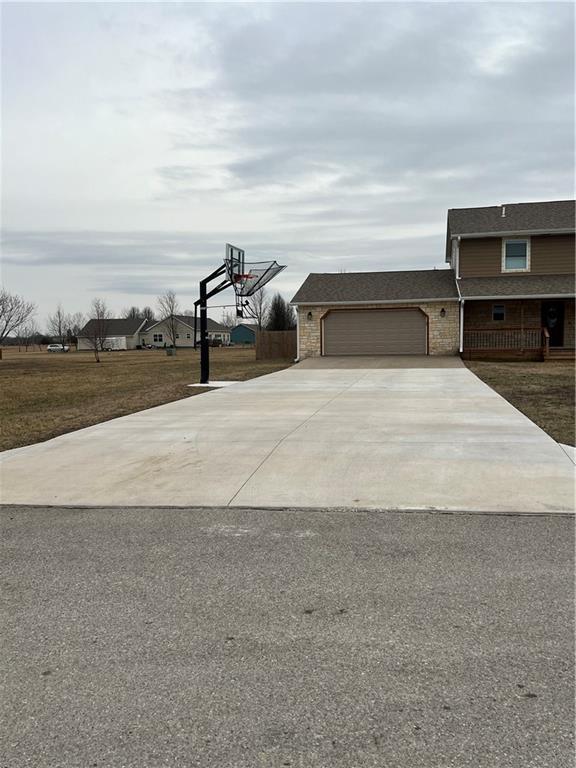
323,309,427,356
291,269,460,359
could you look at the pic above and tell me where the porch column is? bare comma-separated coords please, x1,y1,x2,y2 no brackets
459,299,465,353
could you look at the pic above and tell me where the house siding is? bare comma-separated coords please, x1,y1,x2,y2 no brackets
464,298,575,348
298,302,459,358
459,233,575,277
231,325,256,345
464,299,541,329
77,333,138,351
530,235,575,274
141,318,230,347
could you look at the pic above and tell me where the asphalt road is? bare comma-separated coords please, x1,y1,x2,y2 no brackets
1,506,574,768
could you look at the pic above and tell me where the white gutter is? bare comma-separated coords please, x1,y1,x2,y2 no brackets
292,297,459,307
456,228,575,238
462,293,575,301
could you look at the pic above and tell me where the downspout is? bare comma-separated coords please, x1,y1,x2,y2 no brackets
294,306,300,363
454,237,465,354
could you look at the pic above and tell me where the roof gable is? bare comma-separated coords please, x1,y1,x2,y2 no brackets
141,316,228,334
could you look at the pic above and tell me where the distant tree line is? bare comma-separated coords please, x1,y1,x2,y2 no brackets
0,283,296,362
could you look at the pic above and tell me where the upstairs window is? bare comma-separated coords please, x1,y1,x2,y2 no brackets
502,239,530,272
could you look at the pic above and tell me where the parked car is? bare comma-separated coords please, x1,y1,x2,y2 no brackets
47,344,70,353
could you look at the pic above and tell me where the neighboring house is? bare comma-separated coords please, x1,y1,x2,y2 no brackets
140,315,230,347
77,318,147,351
292,199,575,359
230,323,257,345
447,200,575,359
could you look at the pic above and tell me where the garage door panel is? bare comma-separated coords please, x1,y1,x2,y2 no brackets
323,309,427,355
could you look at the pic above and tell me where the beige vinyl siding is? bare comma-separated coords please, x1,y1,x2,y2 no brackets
459,238,502,277
459,234,575,277
530,234,575,274
323,309,427,356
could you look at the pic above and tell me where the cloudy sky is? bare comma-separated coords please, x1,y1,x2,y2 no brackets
2,1,574,325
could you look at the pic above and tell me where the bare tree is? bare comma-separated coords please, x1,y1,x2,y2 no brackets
0,288,36,358
221,309,236,329
47,304,71,349
85,298,111,362
157,290,180,349
123,306,141,320
20,320,40,351
249,287,270,331
141,306,156,322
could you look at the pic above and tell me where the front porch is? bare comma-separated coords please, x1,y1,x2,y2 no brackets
461,298,575,361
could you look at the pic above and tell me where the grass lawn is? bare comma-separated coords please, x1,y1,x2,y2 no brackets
466,360,575,446
0,347,292,451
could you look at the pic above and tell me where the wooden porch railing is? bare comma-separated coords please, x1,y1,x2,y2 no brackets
463,326,545,351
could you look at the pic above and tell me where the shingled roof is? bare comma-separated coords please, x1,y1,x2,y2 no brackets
459,274,575,299
142,315,228,333
448,200,575,238
79,317,146,337
291,269,458,305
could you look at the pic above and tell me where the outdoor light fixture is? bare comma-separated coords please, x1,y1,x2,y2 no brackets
440,308,446,318
307,311,313,321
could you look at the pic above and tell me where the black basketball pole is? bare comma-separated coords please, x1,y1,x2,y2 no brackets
199,278,209,383
198,264,229,385
196,250,285,385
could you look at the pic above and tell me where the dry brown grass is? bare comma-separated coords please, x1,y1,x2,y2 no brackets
0,347,292,451
466,360,575,446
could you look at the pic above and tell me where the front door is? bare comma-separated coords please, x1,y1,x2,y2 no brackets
541,301,565,347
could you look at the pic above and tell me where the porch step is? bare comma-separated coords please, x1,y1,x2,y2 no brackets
547,347,575,360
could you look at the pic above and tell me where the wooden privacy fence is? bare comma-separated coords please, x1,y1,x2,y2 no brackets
256,330,297,360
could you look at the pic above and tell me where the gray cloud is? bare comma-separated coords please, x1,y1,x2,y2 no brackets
2,2,573,323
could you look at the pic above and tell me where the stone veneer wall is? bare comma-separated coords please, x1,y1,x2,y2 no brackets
297,302,460,358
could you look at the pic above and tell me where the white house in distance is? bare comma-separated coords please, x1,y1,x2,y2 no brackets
77,318,147,351
140,315,230,347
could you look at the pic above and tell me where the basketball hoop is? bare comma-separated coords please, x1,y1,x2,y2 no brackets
196,244,287,383
224,243,286,317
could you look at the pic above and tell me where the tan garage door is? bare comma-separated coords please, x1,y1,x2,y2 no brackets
323,309,427,356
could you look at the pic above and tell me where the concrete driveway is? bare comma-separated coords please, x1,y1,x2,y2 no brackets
0,357,573,512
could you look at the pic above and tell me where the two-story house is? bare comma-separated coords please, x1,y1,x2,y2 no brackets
448,200,575,359
291,199,575,360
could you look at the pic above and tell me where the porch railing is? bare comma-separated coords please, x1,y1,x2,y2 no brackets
463,326,544,351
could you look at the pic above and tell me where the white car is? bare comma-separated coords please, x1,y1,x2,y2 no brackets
47,344,70,353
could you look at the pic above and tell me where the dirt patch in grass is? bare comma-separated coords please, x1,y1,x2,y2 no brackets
466,360,575,446
0,347,292,451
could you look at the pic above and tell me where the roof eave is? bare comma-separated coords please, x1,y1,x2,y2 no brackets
291,297,459,306
462,293,576,300
451,228,575,239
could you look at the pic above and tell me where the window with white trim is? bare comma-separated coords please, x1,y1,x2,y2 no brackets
186,333,191,339
153,333,163,342
492,304,506,322
502,238,530,272
176,333,180,339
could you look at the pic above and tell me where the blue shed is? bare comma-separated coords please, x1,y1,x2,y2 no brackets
231,323,257,345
